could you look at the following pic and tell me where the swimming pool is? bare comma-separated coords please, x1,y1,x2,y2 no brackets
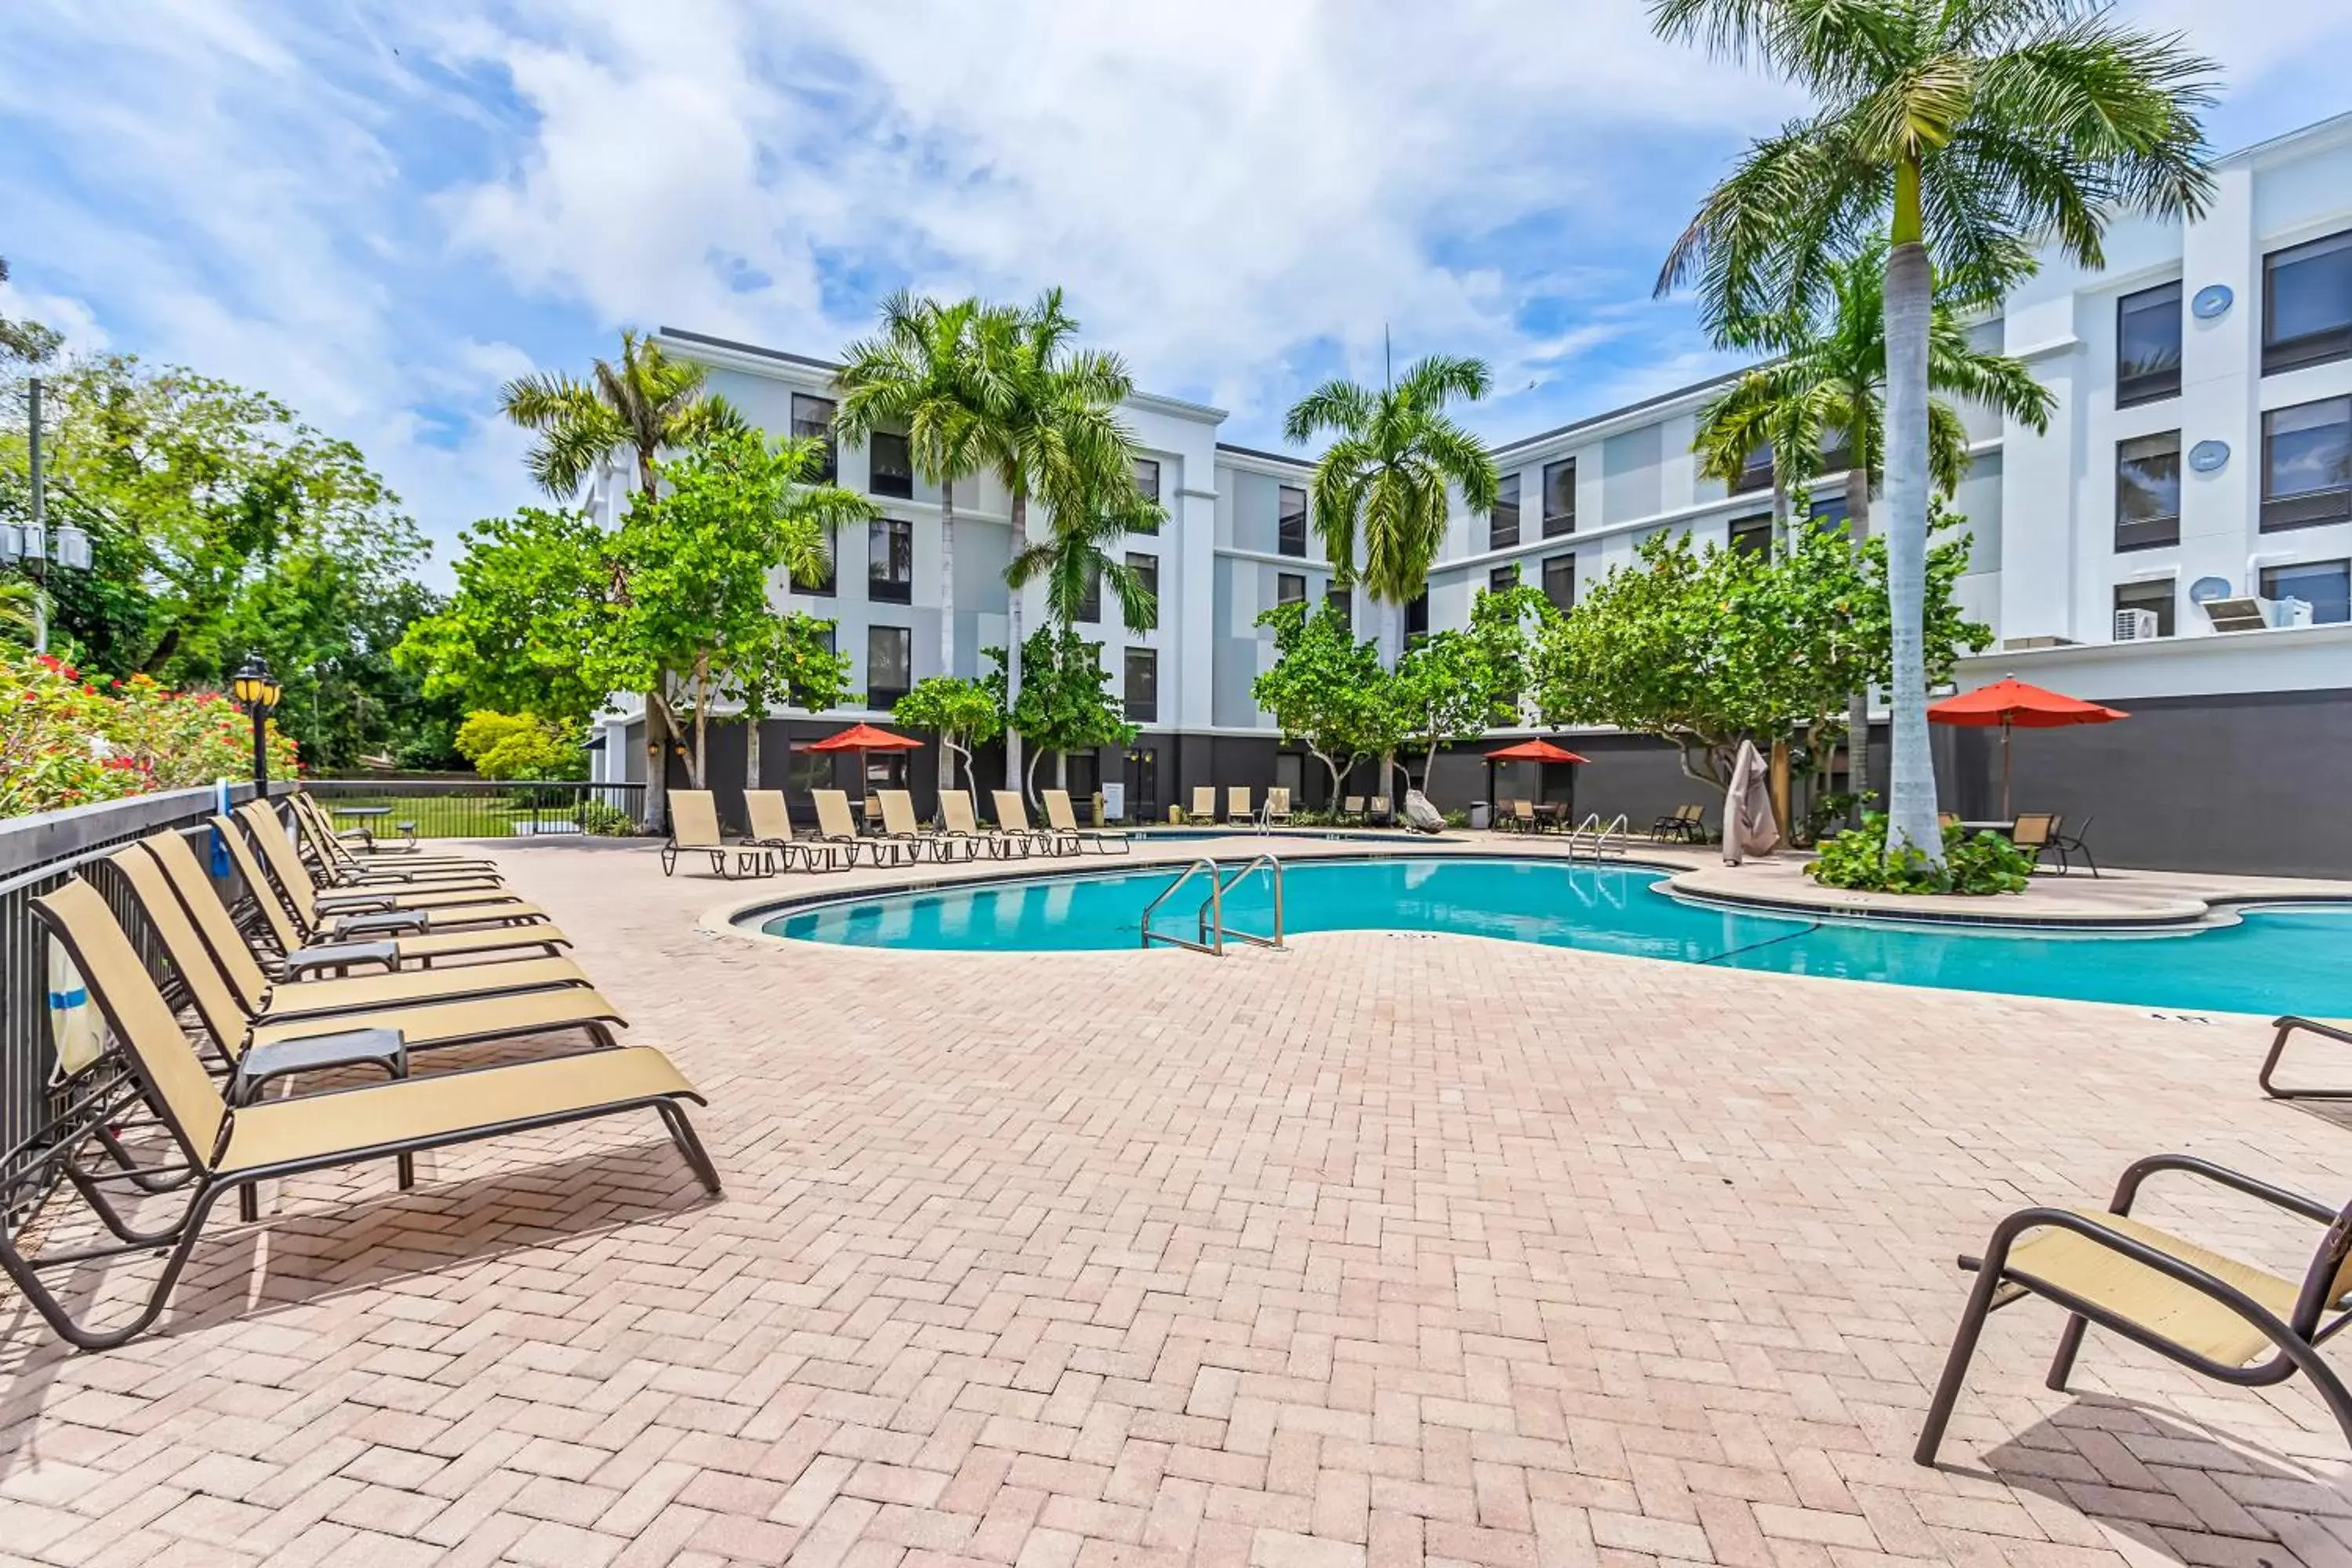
755,855,2352,1018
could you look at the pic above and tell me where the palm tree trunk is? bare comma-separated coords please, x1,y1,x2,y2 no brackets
1771,479,1790,556
1004,490,1027,789
1843,444,1872,827
1882,232,1941,867
939,477,957,677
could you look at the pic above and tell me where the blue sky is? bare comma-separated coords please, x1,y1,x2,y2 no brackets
2,2,2347,586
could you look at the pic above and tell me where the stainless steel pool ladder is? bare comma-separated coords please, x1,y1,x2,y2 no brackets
1139,855,1286,956
1565,813,1631,859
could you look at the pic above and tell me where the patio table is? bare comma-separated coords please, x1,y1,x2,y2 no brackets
1957,819,2017,837
331,804,394,849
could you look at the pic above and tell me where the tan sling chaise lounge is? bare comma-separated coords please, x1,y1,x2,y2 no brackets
995,791,1074,856
742,789,839,873
1914,1153,2352,1465
238,801,553,931
289,792,499,880
2,878,714,1351
877,789,971,864
941,790,1022,859
1043,789,1129,855
814,789,898,867
661,791,766,879
1187,787,1216,824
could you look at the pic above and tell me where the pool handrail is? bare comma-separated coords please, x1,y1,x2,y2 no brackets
1141,858,1222,955
1203,855,1284,952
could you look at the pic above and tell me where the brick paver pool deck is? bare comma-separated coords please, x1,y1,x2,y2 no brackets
3,835,2347,1567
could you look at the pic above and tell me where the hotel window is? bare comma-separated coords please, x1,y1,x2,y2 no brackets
1276,485,1308,557
1809,493,1851,532
2261,396,2352,532
791,393,837,482
869,517,913,604
1731,443,1773,496
1490,564,1519,593
2116,281,2183,406
2112,578,2175,638
1127,551,1158,629
1541,459,1577,536
2263,229,2352,376
1134,457,1161,507
1276,572,1306,607
2114,431,2182,551
1490,473,1521,550
1727,513,1773,557
1123,648,1159,724
866,625,910,710
2261,559,2352,626
801,524,837,597
1076,564,1101,624
1541,553,1576,615
1404,591,1429,644
1325,584,1351,630
869,431,913,499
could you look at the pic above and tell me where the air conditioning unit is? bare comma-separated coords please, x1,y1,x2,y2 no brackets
2274,596,2314,628
2112,608,2160,642
2201,595,2273,633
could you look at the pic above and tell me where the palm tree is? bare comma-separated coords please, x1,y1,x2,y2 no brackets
835,293,991,725
500,328,746,830
1652,0,2215,865
965,290,1138,788
1282,354,1500,652
1005,481,1161,789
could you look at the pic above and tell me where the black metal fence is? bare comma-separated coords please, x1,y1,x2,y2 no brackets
299,779,648,840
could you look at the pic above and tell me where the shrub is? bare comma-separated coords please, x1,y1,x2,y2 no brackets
1806,812,2033,896
575,798,638,837
454,710,586,782
1,652,299,818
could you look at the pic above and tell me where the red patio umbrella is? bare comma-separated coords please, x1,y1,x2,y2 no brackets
1928,676,2127,819
804,722,925,811
1483,739,1589,822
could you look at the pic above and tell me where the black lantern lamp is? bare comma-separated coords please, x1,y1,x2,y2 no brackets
231,655,282,798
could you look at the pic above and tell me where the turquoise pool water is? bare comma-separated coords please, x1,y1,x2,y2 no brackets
759,856,2352,1018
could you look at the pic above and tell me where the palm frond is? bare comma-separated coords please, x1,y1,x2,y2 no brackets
1282,379,1377,445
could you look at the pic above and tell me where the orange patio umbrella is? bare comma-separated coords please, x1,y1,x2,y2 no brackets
1483,738,1589,819
804,722,925,809
1928,676,2127,819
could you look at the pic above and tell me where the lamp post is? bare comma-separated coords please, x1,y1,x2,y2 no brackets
2,377,93,653
231,655,281,799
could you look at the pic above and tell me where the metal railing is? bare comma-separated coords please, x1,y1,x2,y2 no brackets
1205,855,1285,952
1565,813,1631,859
1138,855,1286,956
300,779,648,840
1141,858,1221,954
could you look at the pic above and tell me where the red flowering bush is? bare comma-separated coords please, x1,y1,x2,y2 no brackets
0,652,300,818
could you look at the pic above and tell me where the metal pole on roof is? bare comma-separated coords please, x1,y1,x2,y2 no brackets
28,376,45,653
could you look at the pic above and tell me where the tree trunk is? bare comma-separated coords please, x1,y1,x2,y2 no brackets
1843,419,1873,826
691,656,710,789
1054,751,1068,790
642,687,671,833
1771,478,1790,556
939,477,958,679
1004,490,1027,789
1025,744,1045,803
1882,232,1941,866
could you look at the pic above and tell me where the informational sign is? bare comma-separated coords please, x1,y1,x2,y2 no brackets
1102,781,1126,822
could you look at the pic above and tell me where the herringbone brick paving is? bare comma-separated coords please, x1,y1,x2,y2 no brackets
2,837,2347,1568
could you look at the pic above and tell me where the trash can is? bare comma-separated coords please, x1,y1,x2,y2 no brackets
1468,802,1492,831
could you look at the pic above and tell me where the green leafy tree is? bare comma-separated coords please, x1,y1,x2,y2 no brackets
1251,600,1395,806
1282,354,1499,651
729,612,854,790
1652,0,2214,864
1389,585,1548,793
836,292,991,677
965,290,1138,786
894,675,1004,797
986,625,1136,802
454,710,585,781
609,429,869,791
0,259,62,367
1530,522,1987,788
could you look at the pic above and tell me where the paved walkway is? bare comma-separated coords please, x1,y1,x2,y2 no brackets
3,836,2350,1568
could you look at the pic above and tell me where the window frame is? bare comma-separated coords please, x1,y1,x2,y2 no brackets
1730,444,1773,497
1123,647,1159,724
2115,281,2184,408
791,393,839,483
800,523,837,597
1489,564,1519,593
1403,590,1429,645
1276,572,1306,608
1541,459,1577,537
1276,485,1308,558
1127,550,1158,630
1490,472,1521,550
868,430,914,499
865,623,911,710
1325,585,1351,630
2263,228,2352,378
1133,457,1162,510
2259,558,2352,626
1541,553,1576,616
868,516,913,604
1727,513,1773,558
1076,562,1102,625
2111,577,2176,638
2114,430,2183,553
2260,395,2352,533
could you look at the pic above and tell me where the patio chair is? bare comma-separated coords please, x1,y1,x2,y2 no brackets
282,794,504,889
941,790,1021,858
208,815,572,968
1914,1153,2352,1467
1506,800,1537,834
1367,795,1394,827
661,791,767,879
811,789,894,867
2258,1016,2352,1101
2011,812,2060,873
1341,796,1366,825
994,790,1073,856
2049,815,2100,878
1188,786,1217,824
1226,786,1252,824
879,789,973,862
289,793,492,877
742,789,837,873
236,802,551,930
5,877,714,1351
1265,787,1293,826
1044,789,1130,855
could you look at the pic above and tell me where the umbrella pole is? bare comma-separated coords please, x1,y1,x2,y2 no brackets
2001,720,2013,821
